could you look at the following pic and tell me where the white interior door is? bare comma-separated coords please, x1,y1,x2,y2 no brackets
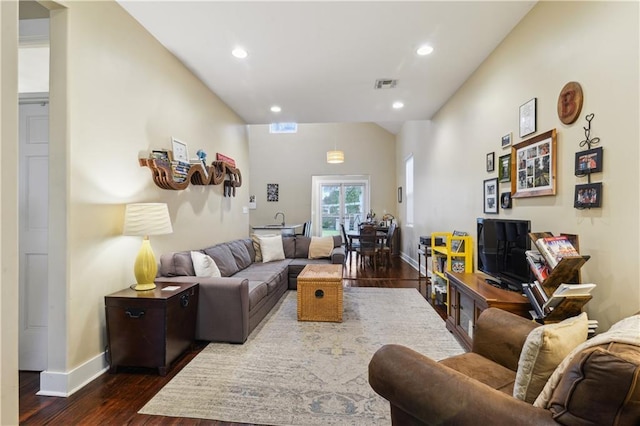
18,99,49,371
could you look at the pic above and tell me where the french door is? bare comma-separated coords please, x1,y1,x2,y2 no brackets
313,176,369,237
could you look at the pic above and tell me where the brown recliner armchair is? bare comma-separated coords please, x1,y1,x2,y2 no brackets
369,308,640,425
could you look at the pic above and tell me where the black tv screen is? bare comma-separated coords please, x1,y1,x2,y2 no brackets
477,218,532,292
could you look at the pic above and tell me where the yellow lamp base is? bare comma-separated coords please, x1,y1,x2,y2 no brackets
133,238,158,291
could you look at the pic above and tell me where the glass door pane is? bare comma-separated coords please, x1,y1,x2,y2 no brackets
320,184,341,237
343,184,364,232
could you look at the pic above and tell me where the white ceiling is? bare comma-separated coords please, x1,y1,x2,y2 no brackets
118,1,536,134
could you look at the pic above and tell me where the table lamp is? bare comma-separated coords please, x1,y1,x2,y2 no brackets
123,203,173,291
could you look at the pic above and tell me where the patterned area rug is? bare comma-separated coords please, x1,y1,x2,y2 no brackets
139,288,464,425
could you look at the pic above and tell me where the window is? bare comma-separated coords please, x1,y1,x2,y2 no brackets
405,155,414,225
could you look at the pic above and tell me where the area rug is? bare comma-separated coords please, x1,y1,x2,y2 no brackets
139,288,464,425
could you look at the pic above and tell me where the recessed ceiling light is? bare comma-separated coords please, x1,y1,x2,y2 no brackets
231,47,248,59
270,105,281,113
392,101,404,109
416,45,434,56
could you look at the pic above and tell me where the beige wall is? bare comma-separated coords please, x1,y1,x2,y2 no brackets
248,123,397,233
397,1,640,331
1,1,20,422
43,0,249,394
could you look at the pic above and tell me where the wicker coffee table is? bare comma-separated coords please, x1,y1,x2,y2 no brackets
297,264,344,322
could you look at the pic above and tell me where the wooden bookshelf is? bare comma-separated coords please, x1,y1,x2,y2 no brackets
526,232,592,323
139,158,242,196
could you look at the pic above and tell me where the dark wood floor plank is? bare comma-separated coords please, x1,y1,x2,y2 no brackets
20,256,441,425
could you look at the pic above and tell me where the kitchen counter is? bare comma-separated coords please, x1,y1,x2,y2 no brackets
251,224,303,236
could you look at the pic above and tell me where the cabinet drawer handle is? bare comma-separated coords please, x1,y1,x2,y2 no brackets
125,308,145,319
180,293,190,308
315,289,324,298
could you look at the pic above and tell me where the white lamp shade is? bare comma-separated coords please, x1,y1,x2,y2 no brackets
123,203,173,236
327,150,344,164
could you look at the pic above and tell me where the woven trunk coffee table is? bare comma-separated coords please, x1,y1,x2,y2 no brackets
297,264,344,322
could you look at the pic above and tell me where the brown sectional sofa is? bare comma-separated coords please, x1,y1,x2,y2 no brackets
156,235,345,343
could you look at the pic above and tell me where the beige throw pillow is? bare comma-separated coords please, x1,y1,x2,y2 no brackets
251,233,264,262
190,251,222,278
308,236,334,259
258,234,285,262
513,312,588,403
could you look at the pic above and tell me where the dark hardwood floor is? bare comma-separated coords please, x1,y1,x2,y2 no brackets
19,256,442,425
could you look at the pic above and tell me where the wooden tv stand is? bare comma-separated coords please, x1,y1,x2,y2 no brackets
445,271,532,351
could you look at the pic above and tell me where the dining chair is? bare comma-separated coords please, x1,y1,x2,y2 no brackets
380,222,396,268
340,223,358,262
357,224,381,270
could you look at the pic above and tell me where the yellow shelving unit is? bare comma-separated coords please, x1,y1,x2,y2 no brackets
431,232,473,315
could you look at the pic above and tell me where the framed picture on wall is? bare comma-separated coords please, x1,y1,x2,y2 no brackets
574,147,603,176
171,137,189,162
519,98,537,137
498,153,511,182
511,129,557,198
483,178,499,214
574,182,602,209
486,152,495,172
501,133,512,149
267,183,279,202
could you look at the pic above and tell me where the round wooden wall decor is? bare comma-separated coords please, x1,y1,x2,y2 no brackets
557,81,583,125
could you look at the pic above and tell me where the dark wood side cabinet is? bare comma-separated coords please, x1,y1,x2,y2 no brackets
445,272,531,351
105,281,199,375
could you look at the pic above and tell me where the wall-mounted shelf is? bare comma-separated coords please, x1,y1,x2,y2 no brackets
139,158,242,196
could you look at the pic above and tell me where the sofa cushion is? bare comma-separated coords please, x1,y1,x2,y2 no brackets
204,244,239,277
241,238,256,263
308,236,335,259
548,343,640,426
227,239,253,270
295,236,311,258
190,251,221,277
159,251,195,277
282,237,296,259
257,234,285,262
251,234,264,262
513,313,588,403
440,352,517,394
233,260,290,294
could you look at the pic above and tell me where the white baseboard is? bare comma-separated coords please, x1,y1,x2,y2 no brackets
37,351,108,397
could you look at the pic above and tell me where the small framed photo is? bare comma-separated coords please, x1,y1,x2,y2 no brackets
483,178,499,214
267,183,279,202
498,153,511,182
574,182,602,209
171,137,189,162
398,186,403,203
501,133,512,149
486,152,495,172
500,192,512,209
574,147,603,175
519,98,537,137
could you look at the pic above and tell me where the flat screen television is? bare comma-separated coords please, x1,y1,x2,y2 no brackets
476,218,532,292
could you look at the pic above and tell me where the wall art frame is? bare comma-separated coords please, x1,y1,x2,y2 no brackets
486,152,495,172
498,153,511,182
511,129,557,198
575,146,603,176
574,182,602,209
483,178,499,214
267,183,279,202
171,137,188,162
500,192,512,209
501,132,512,149
519,97,537,137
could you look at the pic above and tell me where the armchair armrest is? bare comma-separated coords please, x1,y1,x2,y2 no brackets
330,246,345,264
472,307,539,371
369,344,557,426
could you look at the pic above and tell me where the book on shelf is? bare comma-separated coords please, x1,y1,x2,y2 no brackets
523,283,546,319
450,230,468,253
542,283,596,311
525,250,551,282
531,235,581,269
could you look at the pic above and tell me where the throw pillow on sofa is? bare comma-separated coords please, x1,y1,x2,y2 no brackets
190,251,222,277
308,236,334,259
257,234,285,262
513,312,588,403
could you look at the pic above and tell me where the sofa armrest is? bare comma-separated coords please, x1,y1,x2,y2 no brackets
369,344,557,426
194,277,250,343
472,307,539,371
330,246,345,264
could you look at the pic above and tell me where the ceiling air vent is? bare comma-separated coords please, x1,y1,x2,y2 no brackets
374,79,397,89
